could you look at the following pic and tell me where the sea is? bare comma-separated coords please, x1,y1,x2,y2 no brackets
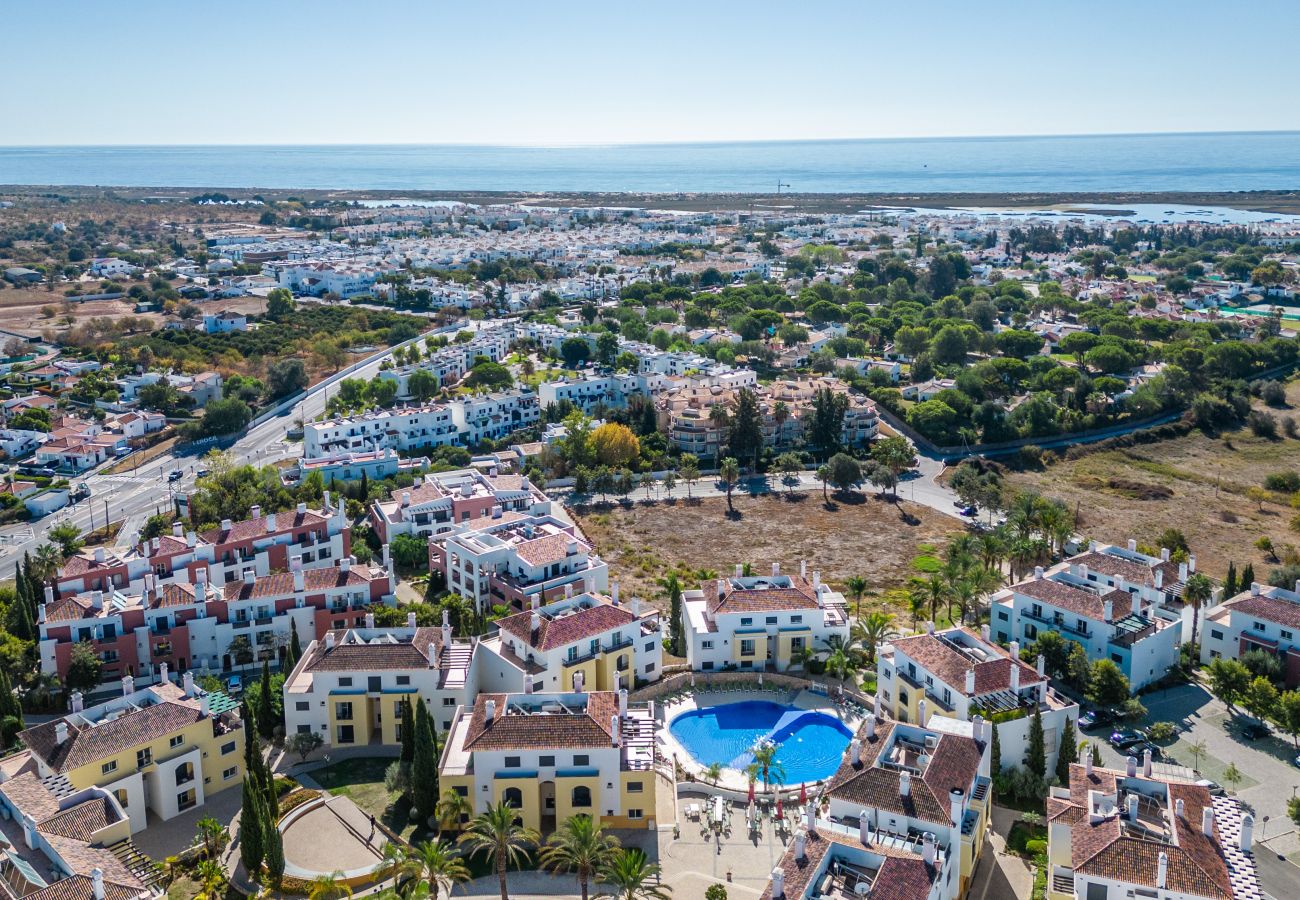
1,131,1300,195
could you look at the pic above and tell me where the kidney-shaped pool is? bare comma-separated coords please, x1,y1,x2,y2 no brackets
669,700,852,784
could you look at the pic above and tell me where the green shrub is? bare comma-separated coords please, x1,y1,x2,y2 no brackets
1025,839,1047,856
1147,721,1177,742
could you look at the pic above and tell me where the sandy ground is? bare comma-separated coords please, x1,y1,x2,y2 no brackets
0,285,265,337
1008,381,1300,580
576,491,959,614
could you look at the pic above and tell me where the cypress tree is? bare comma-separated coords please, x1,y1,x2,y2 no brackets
264,808,285,889
1224,561,1238,598
990,722,1001,778
285,623,302,672
1026,704,1046,780
257,660,275,739
1241,563,1255,590
242,702,261,773
400,698,415,764
412,699,438,827
8,596,33,642
1056,720,1078,785
14,564,28,613
240,776,265,880
359,470,369,502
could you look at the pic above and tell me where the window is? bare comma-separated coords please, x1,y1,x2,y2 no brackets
137,748,152,768
740,617,753,626
504,757,521,768
335,701,354,721
223,766,238,780
443,697,456,706
170,735,184,748
339,676,353,686
701,640,714,650
1254,622,1266,632
503,787,523,808
571,785,592,808
574,754,590,766
1284,630,1294,641
766,616,777,625
791,615,803,624
644,641,654,652
102,761,118,775
396,675,410,686
645,662,656,673
703,661,715,671
297,724,312,734
740,639,756,657
337,725,355,744
539,755,555,767
997,610,1008,621
368,676,382,692
627,781,643,793
1110,653,1123,664
114,789,128,808
628,808,643,819
1210,629,1224,641
221,741,236,755
296,701,310,711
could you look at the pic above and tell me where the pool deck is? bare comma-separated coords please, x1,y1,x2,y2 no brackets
658,685,866,795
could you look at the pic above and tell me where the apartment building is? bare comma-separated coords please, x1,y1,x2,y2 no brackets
878,625,1078,773
681,562,850,673
54,499,350,597
283,616,475,745
370,468,551,543
274,262,380,297
1045,760,1259,900
439,691,657,833
536,371,671,414
1201,580,1300,686
476,588,661,693
823,714,992,900
449,389,540,444
431,514,607,613
14,678,243,834
39,555,395,686
761,817,948,900
991,563,1182,692
303,404,459,458
291,447,428,486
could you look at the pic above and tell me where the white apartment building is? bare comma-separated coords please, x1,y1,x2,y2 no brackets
275,262,381,297
1201,580,1300,688
760,819,949,900
370,469,551,543
304,404,459,457
878,626,1078,773
476,589,661,693
433,513,607,613
449,389,540,444
284,617,475,744
1045,760,1259,900
681,562,850,673
536,371,671,413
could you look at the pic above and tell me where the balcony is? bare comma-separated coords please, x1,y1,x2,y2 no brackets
231,620,251,630
1023,608,1091,639
254,616,273,626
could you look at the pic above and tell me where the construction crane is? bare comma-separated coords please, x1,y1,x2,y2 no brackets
776,180,791,195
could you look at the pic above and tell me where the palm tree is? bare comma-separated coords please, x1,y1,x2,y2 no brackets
1183,573,1213,657
377,842,409,885
539,815,622,900
750,739,786,795
772,400,791,447
914,575,946,627
194,816,227,859
600,849,672,900
307,871,353,900
719,457,740,514
678,456,700,499
852,612,897,665
436,788,472,834
457,802,540,900
406,839,470,900
816,464,831,501
32,543,62,582
704,762,724,784
907,590,927,633
844,575,869,619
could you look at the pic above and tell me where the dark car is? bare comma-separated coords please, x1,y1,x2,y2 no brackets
1128,741,1161,761
18,465,55,477
168,470,183,482
1109,729,1147,750
1241,720,1270,740
1078,709,1115,731
195,468,210,479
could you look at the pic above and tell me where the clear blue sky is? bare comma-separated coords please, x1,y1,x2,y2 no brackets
5,0,1299,146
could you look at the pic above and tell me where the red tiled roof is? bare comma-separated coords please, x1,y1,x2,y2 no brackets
201,508,329,544
221,566,375,601
758,827,940,900
708,575,820,615
1222,591,1300,632
305,627,451,672
497,601,636,652
463,692,618,751
1014,577,1122,621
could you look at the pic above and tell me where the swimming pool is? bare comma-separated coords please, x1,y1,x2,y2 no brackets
669,700,852,784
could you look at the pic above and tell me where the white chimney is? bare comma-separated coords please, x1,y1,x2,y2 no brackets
55,722,68,744
1189,555,1196,574
1157,851,1168,889
1252,582,1262,596
864,714,876,741
800,559,807,579
965,669,976,694
812,571,821,593
1132,592,1142,616
619,689,628,717
794,832,806,861
1126,755,1137,778
265,513,277,533
1009,640,1020,658
325,632,336,650
484,699,496,722
772,562,780,576
770,868,785,898
407,611,417,629
1178,562,1189,581
340,557,351,574
121,675,134,696
980,623,990,641
94,547,105,564
918,699,927,724
611,581,619,605
37,604,45,624
1201,805,1215,837
1009,663,1020,693
926,620,935,634
1142,748,1153,777
523,676,533,694
1033,566,1043,579
243,568,255,586
159,662,169,684
297,501,307,514
44,585,53,603
805,803,816,833
1103,599,1113,622
91,868,105,900
251,505,261,519
950,789,964,827
428,643,439,669
1127,539,1137,552
71,691,83,713
1154,569,1163,589
1241,813,1254,851
182,672,194,697
610,715,621,746
900,771,911,797
199,695,210,716
186,530,196,548
734,564,743,577
859,808,871,844
1127,794,1138,820
1175,798,1185,818
91,591,103,610
1083,750,1092,778
922,832,936,866
442,621,452,648
849,738,862,765
221,518,232,532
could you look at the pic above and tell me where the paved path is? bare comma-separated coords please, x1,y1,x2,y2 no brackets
970,805,1035,900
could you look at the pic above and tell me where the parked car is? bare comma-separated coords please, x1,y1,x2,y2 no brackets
113,446,132,457
17,464,55,477
960,506,978,517
71,485,91,501
1241,720,1270,740
1195,780,1224,796
1109,729,1147,750
1078,709,1115,731
226,674,242,695
196,468,210,479
1128,741,1161,761
168,469,183,482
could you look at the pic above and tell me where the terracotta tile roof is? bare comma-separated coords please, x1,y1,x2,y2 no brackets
890,633,1042,696
45,596,97,623
58,550,128,578
513,533,576,566
24,873,142,900
972,657,1044,694
707,576,820,616
1073,550,1182,586
758,827,940,900
1221,591,1300,632
496,602,635,653
200,508,329,544
221,566,374,601
37,797,115,842
0,771,61,822
1014,577,1121,621
305,627,451,672
464,692,618,751
19,688,212,774
152,582,198,608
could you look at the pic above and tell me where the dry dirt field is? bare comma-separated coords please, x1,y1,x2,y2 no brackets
574,492,961,616
1008,381,1300,580
0,288,266,337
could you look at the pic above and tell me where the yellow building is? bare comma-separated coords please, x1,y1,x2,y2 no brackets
439,690,657,834
16,673,244,834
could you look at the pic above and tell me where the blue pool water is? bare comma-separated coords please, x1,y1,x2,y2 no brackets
669,700,852,784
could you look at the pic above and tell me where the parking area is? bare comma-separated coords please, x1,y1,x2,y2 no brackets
1085,681,1300,892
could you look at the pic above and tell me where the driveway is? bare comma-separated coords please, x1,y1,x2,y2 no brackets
1086,681,1300,894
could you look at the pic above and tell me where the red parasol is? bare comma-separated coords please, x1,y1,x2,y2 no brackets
799,782,808,805
748,781,755,803
776,796,784,818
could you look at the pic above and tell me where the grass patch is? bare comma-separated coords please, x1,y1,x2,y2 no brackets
911,555,942,573
309,757,427,843
1006,821,1047,856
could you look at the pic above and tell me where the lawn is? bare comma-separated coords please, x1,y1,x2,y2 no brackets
575,491,961,620
1007,379,1300,579
309,757,427,843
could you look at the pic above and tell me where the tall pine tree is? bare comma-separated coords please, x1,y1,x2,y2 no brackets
412,699,438,827
1224,561,1238,599
264,810,285,889
1026,704,1046,780
285,623,302,672
400,698,415,764
257,661,275,739
1241,563,1255,590
1056,719,1079,785
240,776,266,879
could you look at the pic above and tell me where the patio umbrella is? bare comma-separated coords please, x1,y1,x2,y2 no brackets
776,796,784,818
799,782,808,805
748,781,755,803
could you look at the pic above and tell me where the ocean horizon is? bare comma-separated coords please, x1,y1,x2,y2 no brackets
2,131,1300,194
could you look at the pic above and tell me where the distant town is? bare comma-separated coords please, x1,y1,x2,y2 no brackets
0,187,1299,900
